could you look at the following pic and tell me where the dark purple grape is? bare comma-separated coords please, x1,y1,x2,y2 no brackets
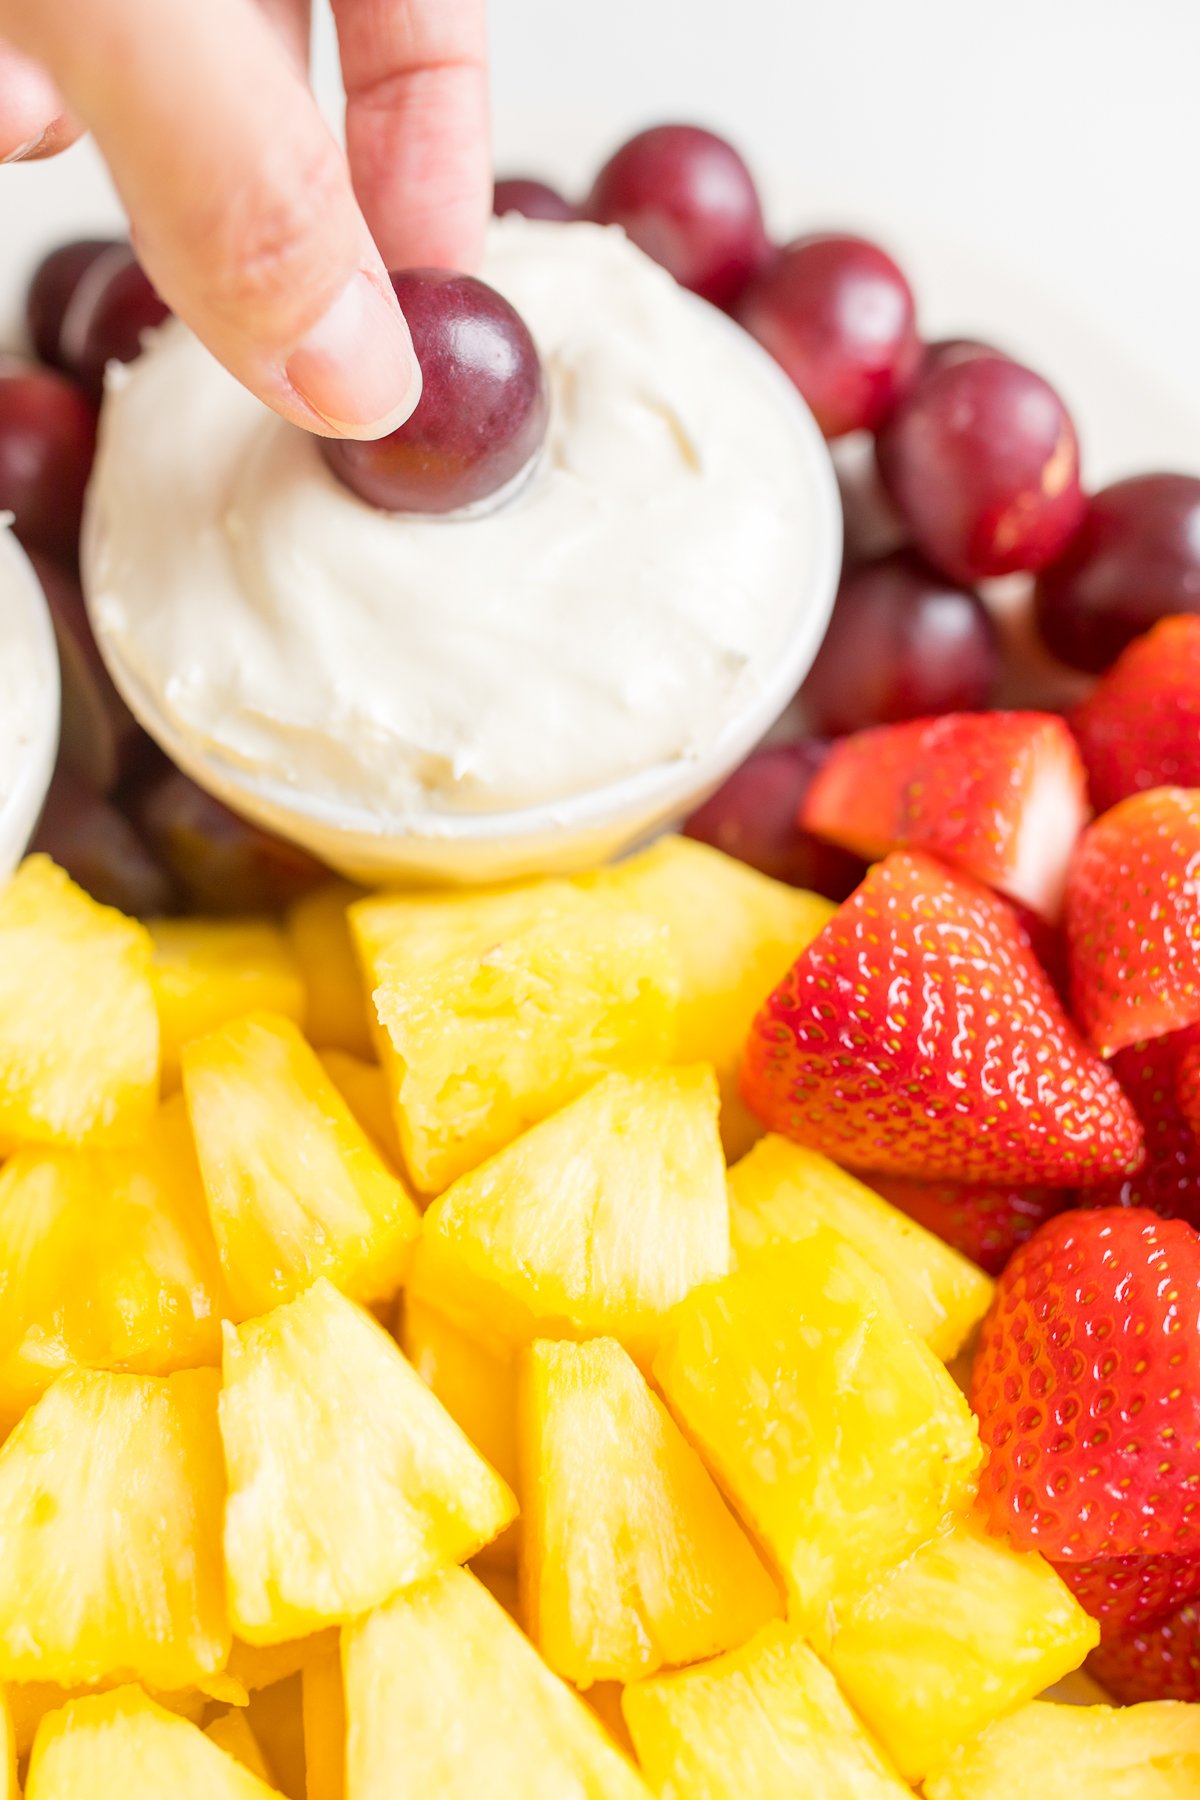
25,238,124,370
876,353,1085,584
1034,474,1200,672
684,741,866,900
736,234,921,438
0,361,96,560
321,269,548,514
493,178,576,222
57,246,170,399
32,766,176,916
129,768,327,915
584,124,769,309
799,550,1000,736
29,551,146,794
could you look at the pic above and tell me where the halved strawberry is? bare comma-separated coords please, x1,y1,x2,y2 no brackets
1088,1599,1200,1703
741,851,1142,1186
800,712,1089,920
1054,1554,1200,1641
971,1208,1200,1561
1072,616,1200,815
1176,1039,1200,1149
870,1177,1068,1276
1087,1032,1200,1228
1064,787,1200,1057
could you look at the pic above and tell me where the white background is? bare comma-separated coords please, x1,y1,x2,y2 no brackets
3,0,1199,476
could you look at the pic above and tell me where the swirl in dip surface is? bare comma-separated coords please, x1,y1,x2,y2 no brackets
85,219,815,819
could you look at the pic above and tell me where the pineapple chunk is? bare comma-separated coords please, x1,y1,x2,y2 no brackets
205,1709,276,1786
0,1368,228,1689
303,1636,346,1800
150,917,305,1088
183,1012,420,1317
25,1687,279,1800
286,881,373,1059
583,836,834,1157
8,1682,207,1759
0,1097,228,1426
318,1052,403,1169
400,1295,519,1568
520,1337,780,1686
342,1565,653,1799
0,857,158,1148
369,891,678,1191
728,1135,994,1360
923,1699,1200,1799
622,1620,909,1799
827,1516,1099,1780
220,1280,516,1645
411,1067,729,1361
653,1232,982,1622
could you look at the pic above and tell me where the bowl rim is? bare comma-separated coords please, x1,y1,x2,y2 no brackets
0,526,60,878
85,293,842,856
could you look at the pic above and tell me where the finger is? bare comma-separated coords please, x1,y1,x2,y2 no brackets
330,0,489,272
256,0,312,74
0,39,81,162
2,0,420,440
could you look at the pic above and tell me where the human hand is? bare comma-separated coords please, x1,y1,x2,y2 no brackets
0,0,489,438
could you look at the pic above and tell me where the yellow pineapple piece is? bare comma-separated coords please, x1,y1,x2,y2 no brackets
368,889,678,1191
827,1515,1099,1781
622,1619,909,1800
0,1368,228,1689
584,836,834,1157
342,1566,652,1799
318,1052,403,1169
0,1097,228,1427
924,1699,1200,1799
400,1295,518,1567
205,1709,277,1786
0,856,158,1148
728,1135,994,1360
287,881,373,1059
521,1337,780,1687
183,1012,420,1318
303,1636,346,1800
220,1280,515,1645
411,1067,729,1362
244,1673,306,1800
150,917,305,1089
653,1232,981,1622
25,1687,278,1800
0,1689,13,1800
8,1682,207,1759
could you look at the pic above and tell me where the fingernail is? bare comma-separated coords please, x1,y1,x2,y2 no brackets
1,131,46,165
286,271,422,439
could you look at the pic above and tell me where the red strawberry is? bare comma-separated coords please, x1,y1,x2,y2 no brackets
800,712,1089,920
1088,1032,1200,1229
1072,616,1200,814
741,851,1142,1185
870,1177,1068,1276
1177,1040,1200,1148
971,1208,1200,1561
1054,1553,1200,1640
1088,1599,1200,1703
1064,787,1200,1057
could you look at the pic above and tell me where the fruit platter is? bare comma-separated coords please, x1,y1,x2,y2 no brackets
0,116,1199,1800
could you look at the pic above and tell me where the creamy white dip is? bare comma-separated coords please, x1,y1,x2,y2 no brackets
84,219,814,818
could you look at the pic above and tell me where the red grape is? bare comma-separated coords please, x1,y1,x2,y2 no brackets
584,123,768,309
25,237,124,370
735,234,921,438
129,767,327,915
493,178,576,222
0,361,96,560
799,550,1000,736
32,767,176,916
322,269,547,514
29,551,145,794
876,353,1085,584
1034,474,1200,673
684,741,866,900
57,245,170,400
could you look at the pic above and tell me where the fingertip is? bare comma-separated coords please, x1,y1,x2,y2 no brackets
284,268,423,439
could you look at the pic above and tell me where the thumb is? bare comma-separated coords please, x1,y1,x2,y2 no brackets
3,0,421,439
